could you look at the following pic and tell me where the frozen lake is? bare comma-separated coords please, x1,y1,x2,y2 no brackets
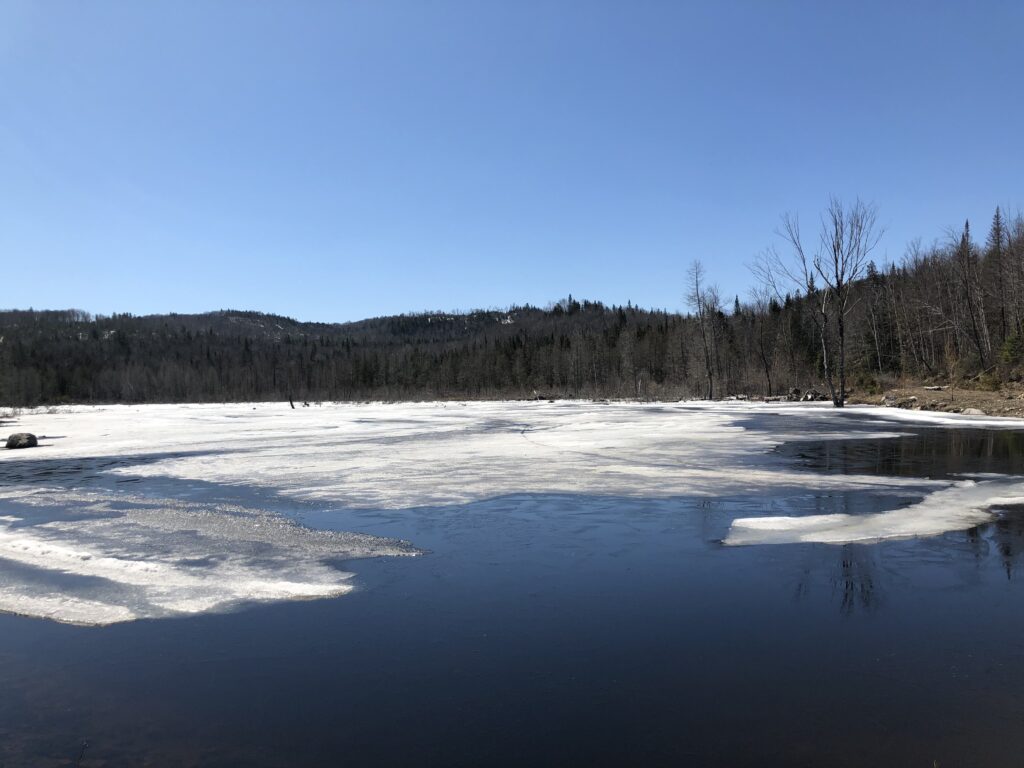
3,401,1024,765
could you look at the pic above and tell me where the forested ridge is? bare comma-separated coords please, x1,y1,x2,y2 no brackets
3,204,1023,407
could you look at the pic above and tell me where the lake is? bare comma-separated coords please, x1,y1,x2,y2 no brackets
2,402,1024,766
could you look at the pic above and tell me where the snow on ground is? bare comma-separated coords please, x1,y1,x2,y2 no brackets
1,400,1023,625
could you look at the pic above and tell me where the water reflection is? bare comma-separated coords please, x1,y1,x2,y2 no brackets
774,425,1024,614
832,545,877,614
792,544,880,615
787,509,1024,616
991,507,1024,579
778,427,1024,479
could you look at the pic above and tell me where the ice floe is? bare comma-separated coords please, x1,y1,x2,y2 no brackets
725,477,1024,546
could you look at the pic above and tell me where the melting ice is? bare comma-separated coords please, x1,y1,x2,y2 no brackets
2,400,1023,625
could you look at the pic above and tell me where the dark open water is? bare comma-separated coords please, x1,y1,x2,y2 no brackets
3,413,1024,767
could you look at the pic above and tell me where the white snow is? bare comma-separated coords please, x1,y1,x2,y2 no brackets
1,399,1022,625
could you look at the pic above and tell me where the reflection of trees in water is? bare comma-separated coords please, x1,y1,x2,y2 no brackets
790,493,880,618
793,509,1024,614
959,508,1024,579
784,429,1024,479
778,430,1024,611
792,544,880,615
831,545,877,614
963,524,989,563
785,498,1024,616
990,508,1024,580
787,491,881,614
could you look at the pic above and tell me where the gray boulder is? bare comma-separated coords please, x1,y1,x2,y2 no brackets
6,433,38,449
961,407,986,416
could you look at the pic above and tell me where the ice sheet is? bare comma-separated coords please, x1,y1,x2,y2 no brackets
1,400,1018,623
2,401,935,508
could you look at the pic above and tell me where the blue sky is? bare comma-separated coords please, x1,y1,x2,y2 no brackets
2,1,1022,322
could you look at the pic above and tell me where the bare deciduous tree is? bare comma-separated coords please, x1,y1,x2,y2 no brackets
750,286,778,396
687,260,719,399
754,197,883,407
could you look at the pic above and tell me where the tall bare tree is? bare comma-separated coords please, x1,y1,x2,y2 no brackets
755,197,882,407
750,286,778,396
687,260,719,399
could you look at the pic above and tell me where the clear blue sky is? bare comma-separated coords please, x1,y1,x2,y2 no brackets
2,1,1022,322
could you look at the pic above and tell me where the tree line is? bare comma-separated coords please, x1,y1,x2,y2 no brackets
2,201,1022,406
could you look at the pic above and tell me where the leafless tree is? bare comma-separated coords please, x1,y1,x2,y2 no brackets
750,286,777,396
754,197,883,406
687,260,719,399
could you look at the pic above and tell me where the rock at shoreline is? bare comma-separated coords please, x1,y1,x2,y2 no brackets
802,389,828,402
881,391,918,409
961,407,986,416
6,433,38,449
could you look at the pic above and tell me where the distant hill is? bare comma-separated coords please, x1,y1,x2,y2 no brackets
0,300,738,404
4,208,1022,408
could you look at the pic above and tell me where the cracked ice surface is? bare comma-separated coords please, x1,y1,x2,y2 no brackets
2,400,1023,624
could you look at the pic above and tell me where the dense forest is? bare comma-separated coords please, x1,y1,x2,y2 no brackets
2,202,1022,407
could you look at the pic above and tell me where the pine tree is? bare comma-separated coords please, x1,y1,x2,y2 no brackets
986,207,1008,344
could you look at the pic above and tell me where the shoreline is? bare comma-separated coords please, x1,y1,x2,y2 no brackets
8,385,1024,419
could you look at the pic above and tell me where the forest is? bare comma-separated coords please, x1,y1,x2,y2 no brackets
2,202,1022,407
